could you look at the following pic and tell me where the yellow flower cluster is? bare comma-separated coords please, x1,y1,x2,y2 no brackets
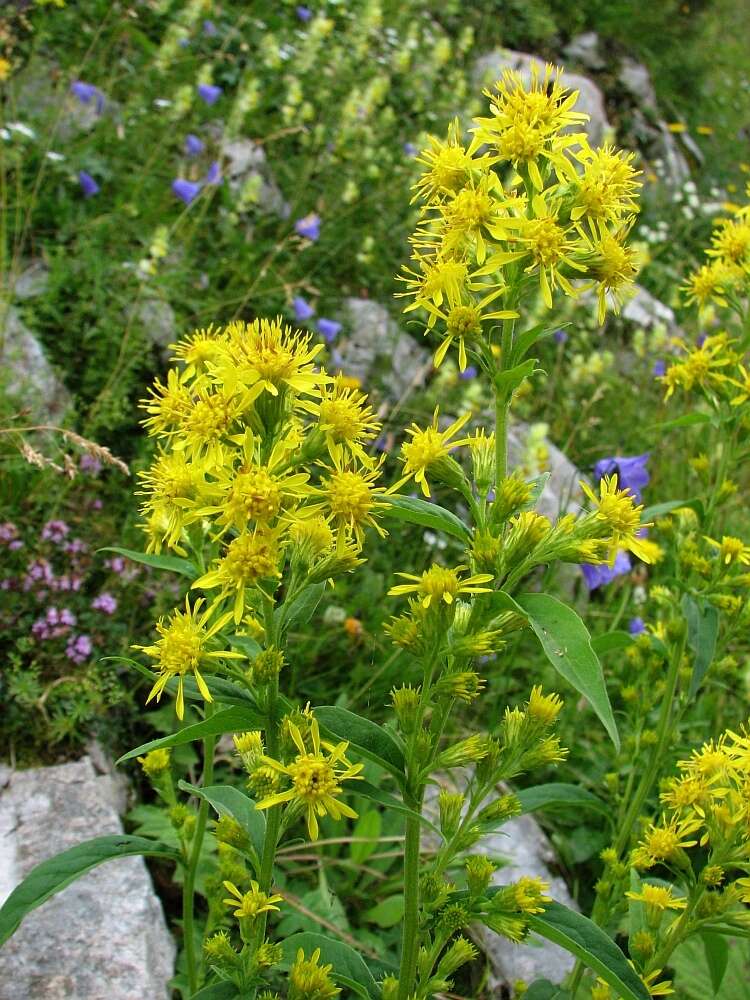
683,187,750,313
136,318,390,715
399,61,641,372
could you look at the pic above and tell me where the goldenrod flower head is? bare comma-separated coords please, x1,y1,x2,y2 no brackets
582,225,639,323
288,947,340,1000
573,146,641,224
683,260,733,310
581,475,653,564
136,450,209,551
177,386,240,462
319,455,387,543
707,217,750,266
399,408,471,497
220,317,329,399
222,880,283,920
141,368,193,437
289,515,334,557
640,970,675,997
234,730,264,767
512,194,585,307
193,527,283,623
438,175,506,264
170,326,227,377
511,876,551,914
389,564,493,608
729,363,750,406
134,598,243,718
316,377,381,466
526,686,563,725
465,855,496,896
398,253,469,318
413,119,475,202
625,883,687,923
704,534,750,566
138,748,171,778
256,718,363,841
632,816,700,869
660,336,734,399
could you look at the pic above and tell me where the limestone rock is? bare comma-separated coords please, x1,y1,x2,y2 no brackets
622,283,682,337
473,49,611,148
562,32,605,72
424,772,578,989
219,137,289,216
0,756,174,1000
333,298,431,401
1,305,71,423
508,423,585,520
11,260,50,301
619,57,659,111
131,295,177,356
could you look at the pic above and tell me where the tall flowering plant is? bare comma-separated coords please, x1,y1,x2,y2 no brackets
3,64,747,1000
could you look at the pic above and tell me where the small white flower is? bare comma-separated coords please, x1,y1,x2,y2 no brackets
45,151,65,162
7,122,36,139
153,99,172,108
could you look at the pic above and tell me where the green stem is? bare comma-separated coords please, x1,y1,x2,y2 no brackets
614,631,685,857
398,805,423,1000
183,713,216,997
495,392,509,483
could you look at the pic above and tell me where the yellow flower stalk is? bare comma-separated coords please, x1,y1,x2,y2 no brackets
398,408,472,497
389,564,494,608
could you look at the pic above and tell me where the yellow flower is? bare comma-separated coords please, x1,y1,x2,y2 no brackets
682,261,732,310
511,876,551,914
704,534,750,566
217,317,330,400
313,377,381,467
579,223,639,323
707,217,750,266
175,386,243,464
318,453,388,543
140,368,193,437
169,326,228,378
193,528,284,623
572,146,641,225
256,718,363,840
288,947,340,1000
398,253,470,322
729,364,750,406
0,57,12,82
471,62,588,186
399,408,472,497
389,564,494,608
632,816,700,869
222,880,282,920
580,475,653,564
134,598,243,719
136,450,210,552
412,119,477,202
640,970,675,997
625,884,687,922
660,335,734,400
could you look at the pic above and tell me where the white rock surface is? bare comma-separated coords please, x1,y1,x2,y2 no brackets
0,756,175,1000
1,304,71,423
508,424,584,520
622,283,681,336
220,137,289,216
473,49,611,148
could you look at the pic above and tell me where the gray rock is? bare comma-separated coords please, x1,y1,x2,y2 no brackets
0,756,174,1000
12,260,50,301
562,32,605,71
1,304,71,423
619,57,658,111
508,423,584,520
220,138,288,216
131,295,177,355
333,298,431,401
424,772,578,989
622,283,682,337
16,63,117,141
473,49,611,148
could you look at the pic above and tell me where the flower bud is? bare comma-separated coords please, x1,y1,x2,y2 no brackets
391,685,421,734
438,790,464,837
465,855,496,896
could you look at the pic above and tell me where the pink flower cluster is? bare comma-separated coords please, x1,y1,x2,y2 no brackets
31,606,77,639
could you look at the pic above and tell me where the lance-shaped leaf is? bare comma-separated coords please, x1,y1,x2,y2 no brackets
0,835,180,946
701,932,729,994
381,495,471,543
527,902,650,1000
516,783,610,819
178,782,265,871
98,546,196,577
499,592,619,751
315,707,406,781
276,583,326,632
280,932,381,999
118,706,265,764
682,594,719,698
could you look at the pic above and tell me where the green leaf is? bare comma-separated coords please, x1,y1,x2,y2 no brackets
493,357,537,397
277,583,326,632
511,592,619,751
701,932,730,994
591,631,634,655
516,783,610,819
510,322,562,365
98,546,196,577
650,412,712,433
117,706,265,764
640,498,705,523
522,473,551,512
364,894,404,928
228,634,262,658
381,495,471,543
191,984,239,1000
682,594,720,698
524,981,571,1000
627,869,646,953
355,781,442,840
315,707,406,779
350,810,382,865
527,902,650,1000
0,835,180,946
280,932,379,999
178,783,265,870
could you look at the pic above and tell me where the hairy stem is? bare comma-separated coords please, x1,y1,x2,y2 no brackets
398,806,423,1000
